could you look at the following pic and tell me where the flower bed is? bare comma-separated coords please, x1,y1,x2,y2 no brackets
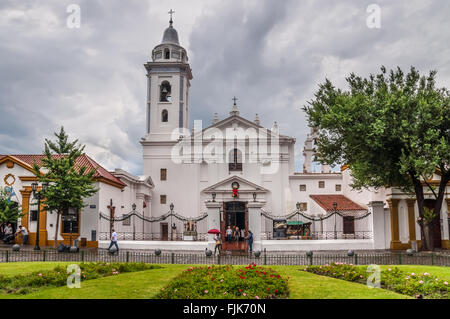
302,262,449,299
0,262,160,295
156,263,289,299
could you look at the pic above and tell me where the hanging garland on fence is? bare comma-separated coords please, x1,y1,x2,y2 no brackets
99,210,208,223
261,209,371,222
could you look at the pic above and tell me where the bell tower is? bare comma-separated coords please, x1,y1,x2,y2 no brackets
143,10,192,142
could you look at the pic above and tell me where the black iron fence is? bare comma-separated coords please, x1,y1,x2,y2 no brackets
261,231,373,240
0,249,449,266
98,232,209,241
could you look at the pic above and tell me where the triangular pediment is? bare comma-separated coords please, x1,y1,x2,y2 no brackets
202,175,269,194
187,114,294,141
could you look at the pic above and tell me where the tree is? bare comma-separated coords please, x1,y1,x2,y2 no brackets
303,66,450,251
33,127,98,248
0,188,22,225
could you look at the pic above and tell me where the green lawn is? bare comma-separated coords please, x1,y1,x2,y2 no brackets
0,262,73,277
0,262,448,299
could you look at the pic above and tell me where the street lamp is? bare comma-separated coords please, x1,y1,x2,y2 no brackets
132,203,137,241
333,201,338,240
31,181,48,250
170,203,174,241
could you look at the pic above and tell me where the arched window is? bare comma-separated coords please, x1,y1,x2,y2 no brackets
229,148,242,171
164,48,170,59
160,81,171,102
161,109,168,122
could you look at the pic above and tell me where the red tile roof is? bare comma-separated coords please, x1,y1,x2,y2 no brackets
309,194,366,212
1,154,125,188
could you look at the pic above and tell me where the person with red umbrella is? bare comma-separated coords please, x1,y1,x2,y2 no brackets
208,229,222,255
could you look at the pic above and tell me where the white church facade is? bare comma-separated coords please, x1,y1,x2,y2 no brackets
1,16,449,252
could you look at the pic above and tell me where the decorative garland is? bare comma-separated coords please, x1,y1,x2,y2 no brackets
99,210,208,223
261,209,371,222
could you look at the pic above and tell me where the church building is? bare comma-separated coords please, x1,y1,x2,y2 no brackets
1,14,449,252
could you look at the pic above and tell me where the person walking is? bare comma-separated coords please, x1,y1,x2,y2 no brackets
214,233,222,255
108,228,119,253
245,230,253,254
235,226,240,242
226,225,232,242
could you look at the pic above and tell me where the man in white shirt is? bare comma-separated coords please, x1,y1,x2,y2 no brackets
16,225,28,245
108,228,119,253
4,223,12,235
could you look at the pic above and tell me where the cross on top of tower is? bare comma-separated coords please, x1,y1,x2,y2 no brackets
232,96,238,105
168,9,175,25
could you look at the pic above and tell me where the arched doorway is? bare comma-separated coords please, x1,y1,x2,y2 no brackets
221,201,248,252
424,199,442,248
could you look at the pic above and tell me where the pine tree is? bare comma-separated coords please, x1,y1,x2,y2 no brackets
33,127,98,248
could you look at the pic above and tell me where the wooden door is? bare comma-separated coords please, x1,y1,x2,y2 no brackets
343,216,355,234
161,223,168,241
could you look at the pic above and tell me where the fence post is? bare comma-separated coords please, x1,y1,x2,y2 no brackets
81,250,85,262
354,253,358,265
431,253,435,266
217,254,221,265
126,251,130,263
398,253,402,265
43,250,46,262
264,253,267,266
5,250,8,263
171,253,175,264
309,255,313,266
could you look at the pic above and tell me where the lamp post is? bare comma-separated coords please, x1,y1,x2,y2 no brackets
333,202,338,240
31,182,48,251
132,203,137,241
170,203,174,241
296,202,300,239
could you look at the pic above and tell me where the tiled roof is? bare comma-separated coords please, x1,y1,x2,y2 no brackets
309,194,366,212
2,154,125,188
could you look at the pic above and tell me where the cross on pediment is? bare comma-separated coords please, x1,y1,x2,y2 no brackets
232,96,238,105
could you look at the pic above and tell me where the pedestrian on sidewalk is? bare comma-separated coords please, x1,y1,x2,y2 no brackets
245,230,253,254
108,229,119,253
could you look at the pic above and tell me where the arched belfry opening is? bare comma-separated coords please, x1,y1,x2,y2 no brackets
160,81,171,102
161,109,168,122
164,48,170,59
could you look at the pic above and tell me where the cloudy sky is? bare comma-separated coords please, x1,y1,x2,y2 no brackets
1,0,449,174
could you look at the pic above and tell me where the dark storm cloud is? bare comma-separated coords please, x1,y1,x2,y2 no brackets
0,0,449,173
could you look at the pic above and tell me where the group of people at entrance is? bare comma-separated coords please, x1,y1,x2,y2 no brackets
214,226,253,255
225,225,244,242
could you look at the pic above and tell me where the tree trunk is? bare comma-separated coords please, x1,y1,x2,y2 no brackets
431,173,450,251
54,209,61,248
410,172,430,251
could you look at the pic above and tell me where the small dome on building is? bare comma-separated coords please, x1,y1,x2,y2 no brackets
162,22,179,44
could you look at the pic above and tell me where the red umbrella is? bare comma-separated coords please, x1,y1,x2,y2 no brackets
208,229,221,234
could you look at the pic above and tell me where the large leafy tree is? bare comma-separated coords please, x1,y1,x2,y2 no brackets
303,66,450,251
33,127,98,247
0,188,22,225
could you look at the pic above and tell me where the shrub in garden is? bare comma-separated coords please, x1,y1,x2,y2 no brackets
302,262,449,299
156,263,289,299
0,262,160,295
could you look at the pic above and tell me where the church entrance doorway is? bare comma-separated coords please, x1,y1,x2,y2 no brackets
221,201,248,253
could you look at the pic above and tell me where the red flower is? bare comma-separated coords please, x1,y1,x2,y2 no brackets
238,289,242,293
267,288,270,291
275,289,278,293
